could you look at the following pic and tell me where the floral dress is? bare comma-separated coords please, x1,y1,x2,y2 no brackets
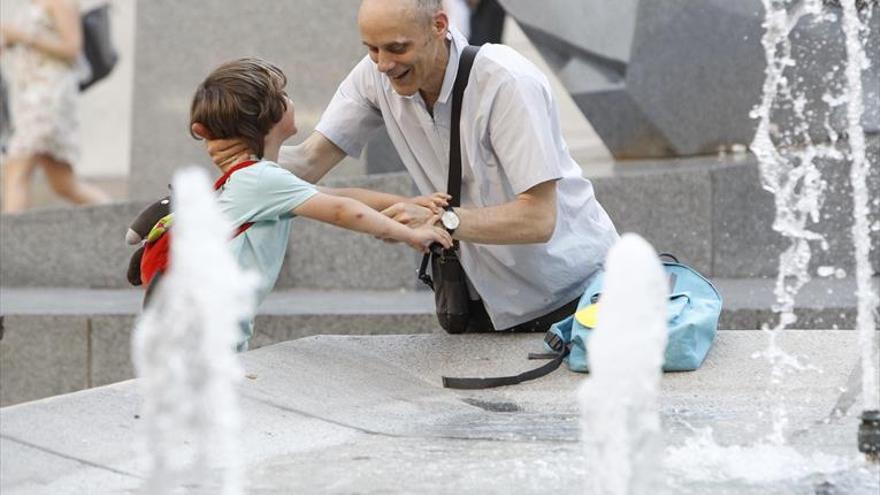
5,1,80,165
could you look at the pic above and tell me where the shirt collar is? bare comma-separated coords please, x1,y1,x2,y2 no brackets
436,26,469,105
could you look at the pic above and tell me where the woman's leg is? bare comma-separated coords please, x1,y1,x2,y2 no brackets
38,154,111,206
2,154,38,213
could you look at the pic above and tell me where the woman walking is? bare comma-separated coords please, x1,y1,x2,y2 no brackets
1,0,108,213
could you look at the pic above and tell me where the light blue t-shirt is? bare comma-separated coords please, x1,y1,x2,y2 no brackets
216,160,318,321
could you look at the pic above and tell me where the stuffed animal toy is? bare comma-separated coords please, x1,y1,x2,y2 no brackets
125,171,254,303
125,196,171,287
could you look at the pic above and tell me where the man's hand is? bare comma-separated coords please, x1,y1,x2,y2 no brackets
381,202,439,228
191,123,250,168
407,192,450,214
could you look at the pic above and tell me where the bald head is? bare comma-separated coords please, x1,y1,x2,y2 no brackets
360,0,442,26
358,0,450,99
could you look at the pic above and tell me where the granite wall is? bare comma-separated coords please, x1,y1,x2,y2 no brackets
129,0,368,198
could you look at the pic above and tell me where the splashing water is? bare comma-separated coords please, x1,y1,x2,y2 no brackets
665,426,853,484
839,0,880,416
656,2,879,489
579,234,669,495
132,167,259,495
749,0,834,444
750,0,879,444
663,426,868,491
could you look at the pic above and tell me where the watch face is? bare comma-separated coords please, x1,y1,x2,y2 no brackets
441,210,460,230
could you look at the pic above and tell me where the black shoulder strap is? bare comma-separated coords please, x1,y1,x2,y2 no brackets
418,45,480,290
441,346,569,390
447,45,480,207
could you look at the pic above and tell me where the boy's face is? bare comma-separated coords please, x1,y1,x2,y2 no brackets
274,95,297,140
263,94,297,151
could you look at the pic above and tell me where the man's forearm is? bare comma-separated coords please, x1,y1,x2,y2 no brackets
454,203,554,244
453,181,558,244
277,132,347,184
278,144,323,184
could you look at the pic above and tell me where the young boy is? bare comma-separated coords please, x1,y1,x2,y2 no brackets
186,57,452,349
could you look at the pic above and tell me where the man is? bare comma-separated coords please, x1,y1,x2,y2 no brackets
199,0,618,333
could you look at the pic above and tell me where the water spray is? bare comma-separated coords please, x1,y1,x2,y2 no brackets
837,0,880,464
579,234,668,495
753,0,878,461
132,167,258,494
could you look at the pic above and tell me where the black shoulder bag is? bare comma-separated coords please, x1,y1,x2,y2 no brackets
417,45,480,334
79,4,119,91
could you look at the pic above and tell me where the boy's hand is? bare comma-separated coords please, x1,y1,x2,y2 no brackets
381,202,437,228
191,123,251,168
407,192,450,213
406,219,453,253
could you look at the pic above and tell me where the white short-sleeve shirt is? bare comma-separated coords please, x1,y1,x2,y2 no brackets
316,28,619,329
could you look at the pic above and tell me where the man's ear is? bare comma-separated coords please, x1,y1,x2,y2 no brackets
191,122,213,140
433,11,449,38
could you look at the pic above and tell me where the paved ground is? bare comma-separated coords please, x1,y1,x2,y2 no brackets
1,331,878,494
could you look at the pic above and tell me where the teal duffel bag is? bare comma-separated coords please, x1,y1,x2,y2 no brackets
544,254,722,372
441,254,722,389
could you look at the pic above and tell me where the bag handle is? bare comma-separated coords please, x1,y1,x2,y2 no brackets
659,252,679,264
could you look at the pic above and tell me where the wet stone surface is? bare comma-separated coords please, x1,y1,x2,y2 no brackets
1,332,879,494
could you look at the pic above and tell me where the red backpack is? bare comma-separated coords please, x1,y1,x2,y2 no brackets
126,161,258,289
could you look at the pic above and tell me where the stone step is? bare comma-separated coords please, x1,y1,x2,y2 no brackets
0,173,422,291
2,151,877,290
1,276,875,406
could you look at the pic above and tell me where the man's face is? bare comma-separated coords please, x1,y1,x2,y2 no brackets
358,0,447,97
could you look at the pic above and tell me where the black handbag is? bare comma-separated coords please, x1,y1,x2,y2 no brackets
0,69,10,151
79,4,118,91
419,244,471,333
417,45,480,334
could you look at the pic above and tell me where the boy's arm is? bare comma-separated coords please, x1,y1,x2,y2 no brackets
292,193,452,253
317,187,450,213
316,187,406,211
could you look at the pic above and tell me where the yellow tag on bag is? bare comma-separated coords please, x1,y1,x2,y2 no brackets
574,303,600,329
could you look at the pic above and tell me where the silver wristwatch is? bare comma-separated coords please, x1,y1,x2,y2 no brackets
440,208,460,234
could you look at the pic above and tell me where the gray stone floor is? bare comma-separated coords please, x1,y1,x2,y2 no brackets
1,332,878,494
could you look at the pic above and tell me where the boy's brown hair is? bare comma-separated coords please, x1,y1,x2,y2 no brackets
190,57,288,158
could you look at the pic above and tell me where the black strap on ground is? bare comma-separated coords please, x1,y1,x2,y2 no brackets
441,347,569,390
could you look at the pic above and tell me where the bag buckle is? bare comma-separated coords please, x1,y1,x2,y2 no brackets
544,332,565,354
